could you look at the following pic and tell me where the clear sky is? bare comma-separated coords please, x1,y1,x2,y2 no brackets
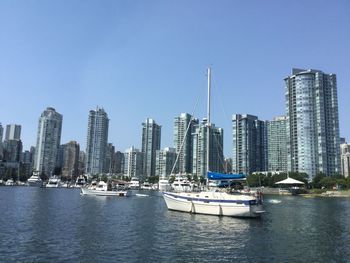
1,0,349,157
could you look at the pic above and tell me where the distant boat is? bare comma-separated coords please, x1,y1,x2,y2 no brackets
5,179,14,186
46,176,61,188
162,68,265,218
129,177,140,190
74,175,87,188
27,171,43,187
158,178,171,192
170,176,193,192
141,182,153,190
81,181,131,197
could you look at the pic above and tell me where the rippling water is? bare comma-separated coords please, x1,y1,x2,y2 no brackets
0,187,350,262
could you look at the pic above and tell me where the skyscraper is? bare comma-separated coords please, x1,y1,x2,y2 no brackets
61,141,80,179
34,107,63,176
340,143,350,178
124,147,143,179
192,119,224,178
173,113,198,174
85,107,109,175
232,114,267,175
267,116,288,172
155,147,177,178
5,124,21,141
141,118,161,177
0,123,4,142
285,68,341,179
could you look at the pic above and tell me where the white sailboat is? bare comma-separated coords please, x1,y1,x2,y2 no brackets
162,68,265,218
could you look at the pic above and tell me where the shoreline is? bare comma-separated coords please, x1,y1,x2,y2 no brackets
260,187,350,198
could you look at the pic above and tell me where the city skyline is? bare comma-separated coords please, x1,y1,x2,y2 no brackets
1,1,349,157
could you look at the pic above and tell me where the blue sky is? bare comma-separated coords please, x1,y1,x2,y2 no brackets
1,0,349,156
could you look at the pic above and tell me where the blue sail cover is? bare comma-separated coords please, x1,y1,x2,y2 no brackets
207,171,246,180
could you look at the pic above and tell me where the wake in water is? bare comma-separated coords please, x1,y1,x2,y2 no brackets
268,199,281,204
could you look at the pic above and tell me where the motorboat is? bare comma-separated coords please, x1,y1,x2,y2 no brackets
74,175,87,188
46,176,61,188
5,179,14,186
129,177,140,190
171,176,193,192
158,178,171,192
162,68,265,218
141,182,153,190
80,181,131,197
27,171,43,187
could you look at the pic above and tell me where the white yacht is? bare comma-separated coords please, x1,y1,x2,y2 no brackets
158,178,172,192
171,176,193,192
5,179,14,186
81,181,131,197
141,182,152,190
162,68,265,218
46,176,61,188
129,177,140,190
27,171,43,187
74,175,87,188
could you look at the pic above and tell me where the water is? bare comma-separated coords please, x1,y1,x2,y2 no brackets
0,188,350,262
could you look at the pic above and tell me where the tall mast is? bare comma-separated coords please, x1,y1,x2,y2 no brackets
206,67,211,175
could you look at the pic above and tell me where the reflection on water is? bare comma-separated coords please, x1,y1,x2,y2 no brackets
0,188,350,262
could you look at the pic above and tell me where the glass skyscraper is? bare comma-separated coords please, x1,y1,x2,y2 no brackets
232,114,267,175
192,119,224,178
141,118,161,178
34,107,63,176
267,116,288,172
285,68,341,179
173,113,198,174
85,107,109,175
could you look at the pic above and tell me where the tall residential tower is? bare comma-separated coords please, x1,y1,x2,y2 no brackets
285,68,341,179
85,107,109,175
34,107,63,176
141,118,161,178
173,113,198,174
232,114,267,175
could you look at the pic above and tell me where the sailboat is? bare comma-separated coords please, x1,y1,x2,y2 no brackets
162,68,265,218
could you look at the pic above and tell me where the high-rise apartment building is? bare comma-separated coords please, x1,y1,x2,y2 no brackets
34,107,63,176
114,151,125,174
141,118,161,177
104,143,115,174
192,119,224,178
267,116,288,172
285,68,341,179
85,107,109,175
155,147,177,178
61,141,80,179
5,124,21,141
124,147,143,179
232,114,267,175
0,123,4,142
341,143,350,178
173,113,198,174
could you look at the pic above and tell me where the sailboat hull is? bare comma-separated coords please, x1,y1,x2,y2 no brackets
163,192,264,218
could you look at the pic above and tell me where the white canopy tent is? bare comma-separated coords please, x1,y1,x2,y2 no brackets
275,177,305,185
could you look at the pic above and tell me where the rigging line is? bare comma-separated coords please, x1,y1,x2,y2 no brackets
170,87,203,176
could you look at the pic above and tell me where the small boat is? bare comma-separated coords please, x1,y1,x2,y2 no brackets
171,176,194,192
74,175,87,188
27,171,43,187
268,199,281,204
5,179,14,186
46,176,61,188
81,181,131,197
141,182,153,190
158,178,171,192
129,177,140,190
